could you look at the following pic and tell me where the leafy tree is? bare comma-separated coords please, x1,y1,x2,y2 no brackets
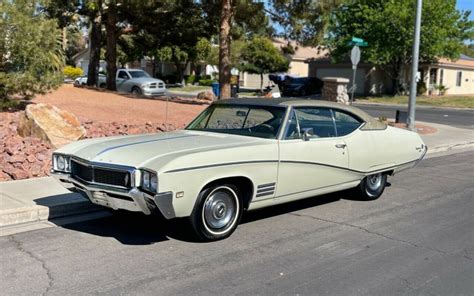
240,37,289,91
269,0,343,46
326,0,474,94
0,0,64,101
462,43,474,57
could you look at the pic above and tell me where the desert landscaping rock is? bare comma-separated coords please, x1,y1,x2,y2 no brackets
197,90,216,102
18,103,86,148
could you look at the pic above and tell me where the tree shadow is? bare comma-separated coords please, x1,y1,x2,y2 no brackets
1,99,33,112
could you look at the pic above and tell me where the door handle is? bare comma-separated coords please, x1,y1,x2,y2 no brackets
335,143,346,149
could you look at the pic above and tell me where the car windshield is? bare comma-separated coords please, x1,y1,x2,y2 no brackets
129,70,150,78
186,104,286,139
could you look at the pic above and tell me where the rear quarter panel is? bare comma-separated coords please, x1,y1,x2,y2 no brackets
369,126,425,170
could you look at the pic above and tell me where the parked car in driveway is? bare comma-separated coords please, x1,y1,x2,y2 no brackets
74,74,107,88
116,69,166,96
281,77,324,97
52,99,426,241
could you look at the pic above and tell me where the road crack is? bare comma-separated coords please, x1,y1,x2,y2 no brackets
9,235,53,295
288,212,472,261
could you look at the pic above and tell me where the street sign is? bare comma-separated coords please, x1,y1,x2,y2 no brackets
352,37,364,43
351,45,361,67
348,37,368,47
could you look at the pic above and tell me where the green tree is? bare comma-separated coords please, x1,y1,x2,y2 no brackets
240,37,289,92
462,43,474,57
0,0,64,101
326,0,474,94
269,0,343,46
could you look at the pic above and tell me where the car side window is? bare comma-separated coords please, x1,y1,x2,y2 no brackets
118,70,129,79
333,110,362,136
285,107,336,139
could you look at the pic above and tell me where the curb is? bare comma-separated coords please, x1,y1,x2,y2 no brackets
0,193,102,228
426,142,474,155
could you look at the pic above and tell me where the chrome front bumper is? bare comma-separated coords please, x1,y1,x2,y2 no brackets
51,172,176,219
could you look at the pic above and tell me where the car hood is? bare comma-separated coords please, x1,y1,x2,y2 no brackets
56,130,262,168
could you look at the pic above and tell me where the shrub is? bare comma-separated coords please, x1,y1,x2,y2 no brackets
416,81,427,95
63,66,83,79
185,75,196,85
434,84,449,95
198,79,216,86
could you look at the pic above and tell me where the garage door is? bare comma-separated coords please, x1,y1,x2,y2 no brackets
316,68,366,94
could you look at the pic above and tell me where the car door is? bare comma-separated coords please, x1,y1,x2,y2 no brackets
332,109,382,173
276,107,353,198
116,70,130,92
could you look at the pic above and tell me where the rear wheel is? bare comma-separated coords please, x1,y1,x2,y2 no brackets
190,184,242,241
99,83,106,88
355,173,387,200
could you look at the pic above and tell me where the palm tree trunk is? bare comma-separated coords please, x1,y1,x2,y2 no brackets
218,0,232,99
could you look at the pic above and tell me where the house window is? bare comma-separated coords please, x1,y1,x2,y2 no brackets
439,69,444,85
456,71,462,87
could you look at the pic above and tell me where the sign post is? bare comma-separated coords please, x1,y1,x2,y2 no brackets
350,45,361,104
347,37,367,105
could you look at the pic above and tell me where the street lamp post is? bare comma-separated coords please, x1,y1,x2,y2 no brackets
407,0,422,131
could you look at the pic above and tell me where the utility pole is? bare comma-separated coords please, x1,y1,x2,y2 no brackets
407,0,422,131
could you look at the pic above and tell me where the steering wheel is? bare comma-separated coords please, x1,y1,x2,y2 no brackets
254,123,275,135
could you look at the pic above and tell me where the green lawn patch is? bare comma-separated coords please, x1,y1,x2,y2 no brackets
358,95,474,109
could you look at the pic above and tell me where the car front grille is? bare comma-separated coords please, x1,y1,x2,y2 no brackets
149,83,156,89
71,159,132,189
158,83,164,88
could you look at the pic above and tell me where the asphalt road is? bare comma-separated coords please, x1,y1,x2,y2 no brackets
1,151,473,295
350,103,474,130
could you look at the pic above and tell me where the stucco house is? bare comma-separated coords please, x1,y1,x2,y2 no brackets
307,50,474,95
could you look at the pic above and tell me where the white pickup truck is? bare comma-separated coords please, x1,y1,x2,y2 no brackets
74,69,166,97
116,69,166,96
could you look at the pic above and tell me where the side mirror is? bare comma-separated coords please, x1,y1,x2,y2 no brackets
301,128,314,141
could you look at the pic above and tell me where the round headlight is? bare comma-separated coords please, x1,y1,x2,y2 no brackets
150,175,158,192
57,155,65,171
142,171,150,188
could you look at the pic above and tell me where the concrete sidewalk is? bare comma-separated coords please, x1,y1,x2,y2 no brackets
0,121,472,232
0,177,101,231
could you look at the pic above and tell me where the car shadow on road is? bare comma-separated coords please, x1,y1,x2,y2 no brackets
58,191,357,245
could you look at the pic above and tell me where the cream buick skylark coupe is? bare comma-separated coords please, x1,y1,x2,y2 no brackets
52,99,427,241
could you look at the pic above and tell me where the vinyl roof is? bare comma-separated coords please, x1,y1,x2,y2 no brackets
215,98,387,130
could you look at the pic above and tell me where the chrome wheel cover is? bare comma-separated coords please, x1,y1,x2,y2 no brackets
202,186,239,235
366,173,383,196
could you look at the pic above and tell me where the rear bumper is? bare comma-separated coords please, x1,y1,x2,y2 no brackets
51,172,176,219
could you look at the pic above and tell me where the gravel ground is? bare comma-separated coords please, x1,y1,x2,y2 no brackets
34,84,205,125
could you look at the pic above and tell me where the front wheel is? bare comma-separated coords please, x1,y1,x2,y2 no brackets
355,173,387,200
131,86,142,95
190,184,242,241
